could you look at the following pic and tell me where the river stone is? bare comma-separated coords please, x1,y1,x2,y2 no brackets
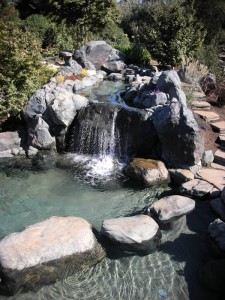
0,216,105,295
149,195,195,224
180,179,214,197
50,89,88,127
101,215,161,254
124,158,170,186
169,168,194,185
208,219,225,252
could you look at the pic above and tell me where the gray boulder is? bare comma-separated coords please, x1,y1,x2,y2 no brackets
0,131,22,152
202,150,214,167
101,215,161,254
156,70,181,93
27,117,55,150
49,88,88,127
143,92,167,108
169,87,187,106
149,195,195,225
25,89,46,118
73,79,85,92
180,179,214,197
210,198,225,222
0,216,105,295
152,101,204,167
73,41,125,72
82,76,93,88
124,158,170,186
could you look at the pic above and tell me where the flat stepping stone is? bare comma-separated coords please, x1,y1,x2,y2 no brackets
211,163,225,171
192,91,206,98
181,179,214,197
0,216,105,295
101,215,161,254
193,110,220,122
210,198,225,222
169,169,194,185
198,167,225,191
214,149,225,166
219,134,225,144
149,195,195,224
191,101,211,109
211,121,225,133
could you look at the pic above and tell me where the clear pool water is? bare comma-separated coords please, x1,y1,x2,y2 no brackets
0,158,218,300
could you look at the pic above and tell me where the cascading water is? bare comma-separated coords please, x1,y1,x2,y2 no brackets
66,107,125,185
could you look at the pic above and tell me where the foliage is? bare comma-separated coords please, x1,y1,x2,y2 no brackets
116,44,151,65
197,45,224,83
81,68,88,77
55,74,65,83
0,21,54,116
120,0,206,66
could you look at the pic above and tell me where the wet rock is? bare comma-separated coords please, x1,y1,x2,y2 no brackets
180,179,214,197
208,219,225,252
0,216,105,295
149,195,195,226
101,215,161,254
152,101,204,168
124,158,170,186
169,168,194,185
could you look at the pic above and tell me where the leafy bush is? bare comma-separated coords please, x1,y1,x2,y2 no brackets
116,44,151,65
56,74,65,83
0,21,54,116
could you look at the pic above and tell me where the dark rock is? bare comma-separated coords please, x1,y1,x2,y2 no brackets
25,89,46,118
208,218,225,252
152,101,204,167
210,199,225,221
0,216,105,295
101,215,161,254
143,92,167,108
156,70,181,93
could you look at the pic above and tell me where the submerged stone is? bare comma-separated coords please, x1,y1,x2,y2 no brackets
0,216,105,295
101,215,161,254
124,158,170,186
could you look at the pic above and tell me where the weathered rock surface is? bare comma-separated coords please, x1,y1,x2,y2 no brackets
101,215,161,253
181,179,214,197
152,101,204,167
0,216,105,295
156,70,181,93
73,41,125,72
143,92,167,108
124,158,169,186
149,195,195,224
201,150,214,167
0,131,21,152
169,168,194,185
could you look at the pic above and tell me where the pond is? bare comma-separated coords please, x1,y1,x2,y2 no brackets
0,81,217,300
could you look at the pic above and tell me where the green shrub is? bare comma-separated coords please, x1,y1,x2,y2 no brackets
0,21,54,116
116,44,151,65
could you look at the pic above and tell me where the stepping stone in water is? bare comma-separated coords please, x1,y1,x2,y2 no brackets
211,121,225,133
192,101,211,110
101,215,161,254
198,167,225,191
0,216,105,295
193,110,220,122
180,179,214,197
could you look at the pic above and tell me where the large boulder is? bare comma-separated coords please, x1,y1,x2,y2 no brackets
152,100,204,167
149,195,195,225
49,88,88,127
101,215,161,254
156,70,181,93
73,41,125,72
124,158,169,186
0,216,105,295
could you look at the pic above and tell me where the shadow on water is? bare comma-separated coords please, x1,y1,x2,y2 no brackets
160,199,220,300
